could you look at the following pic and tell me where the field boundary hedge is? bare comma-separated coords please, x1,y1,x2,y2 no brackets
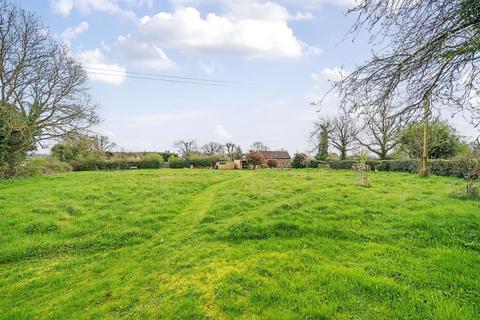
71,159,166,171
70,157,218,171
325,159,480,179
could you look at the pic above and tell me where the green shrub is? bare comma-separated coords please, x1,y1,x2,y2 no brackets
189,158,212,168
266,159,279,168
450,156,480,199
291,153,308,169
187,154,218,168
328,160,356,170
17,157,73,177
307,159,319,168
69,155,222,171
168,157,189,169
141,154,164,169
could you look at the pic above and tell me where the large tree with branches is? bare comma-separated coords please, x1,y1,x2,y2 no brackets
201,142,224,155
332,0,480,175
330,110,360,160
0,0,98,177
174,139,197,157
225,142,243,161
357,103,405,159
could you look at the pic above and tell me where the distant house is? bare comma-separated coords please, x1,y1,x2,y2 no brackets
257,151,291,168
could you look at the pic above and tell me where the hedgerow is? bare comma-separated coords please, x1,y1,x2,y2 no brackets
70,156,220,171
326,159,480,179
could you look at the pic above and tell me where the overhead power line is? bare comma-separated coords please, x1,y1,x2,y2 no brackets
83,66,247,86
86,71,237,87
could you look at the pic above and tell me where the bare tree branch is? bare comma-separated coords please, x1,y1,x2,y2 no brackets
329,0,480,126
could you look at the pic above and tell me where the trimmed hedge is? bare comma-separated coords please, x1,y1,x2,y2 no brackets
168,157,189,169
70,156,219,171
188,157,215,168
71,159,162,171
327,160,357,170
326,159,480,179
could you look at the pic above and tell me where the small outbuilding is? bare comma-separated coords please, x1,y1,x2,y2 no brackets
215,159,248,170
257,151,291,168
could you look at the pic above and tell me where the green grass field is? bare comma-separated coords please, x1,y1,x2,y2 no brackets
0,169,479,319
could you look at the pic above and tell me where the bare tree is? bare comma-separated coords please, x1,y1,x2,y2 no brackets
330,110,360,160
250,141,269,152
310,117,332,161
225,142,237,161
51,134,116,161
93,135,116,153
174,139,197,157
357,104,405,160
201,142,224,155
225,142,243,161
331,0,480,174
0,0,98,176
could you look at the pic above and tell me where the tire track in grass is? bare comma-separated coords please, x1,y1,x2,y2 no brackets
142,174,251,319
151,174,251,247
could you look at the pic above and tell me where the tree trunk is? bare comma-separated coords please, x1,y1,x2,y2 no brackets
379,148,387,160
7,158,17,179
420,95,430,177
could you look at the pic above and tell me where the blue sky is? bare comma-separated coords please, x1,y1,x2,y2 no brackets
16,0,478,154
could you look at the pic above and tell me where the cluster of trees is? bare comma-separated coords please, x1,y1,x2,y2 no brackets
171,140,242,167
50,134,181,168
321,0,480,175
310,106,474,163
174,140,270,159
0,0,98,178
173,140,268,160
51,135,116,162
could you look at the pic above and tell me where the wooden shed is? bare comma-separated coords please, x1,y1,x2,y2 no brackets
215,160,248,170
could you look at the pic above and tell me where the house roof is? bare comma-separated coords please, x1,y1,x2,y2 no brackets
257,151,291,160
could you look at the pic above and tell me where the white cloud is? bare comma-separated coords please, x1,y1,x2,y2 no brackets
118,3,309,60
215,124,232,141
77,48,127,85
114,35,177,70
51,0,73,15
49,0,137,19
61,21,89,43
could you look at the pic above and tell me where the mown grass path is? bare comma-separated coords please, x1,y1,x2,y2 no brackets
0,169,479,319
157,175,249,243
